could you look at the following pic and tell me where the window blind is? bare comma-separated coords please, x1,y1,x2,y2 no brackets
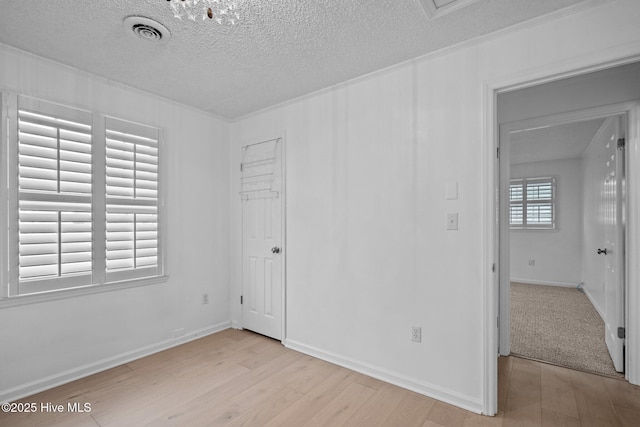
105,117,159,282
17,96,93,293
509,177,555,230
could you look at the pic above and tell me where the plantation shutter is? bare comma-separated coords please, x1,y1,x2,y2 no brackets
525,179,554,226
509,180,524,226
509,177,555,229
105,117,160,282
17,96,93,294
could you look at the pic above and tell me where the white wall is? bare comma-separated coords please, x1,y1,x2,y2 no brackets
0,44,231,401
509,159,583,286
231,0,640,413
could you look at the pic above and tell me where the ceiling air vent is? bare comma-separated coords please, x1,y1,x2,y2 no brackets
419,0,479,20
123,16,171,43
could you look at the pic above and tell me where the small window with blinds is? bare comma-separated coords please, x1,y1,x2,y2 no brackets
105,117,160,283
509,177,556,230
16,96,94,294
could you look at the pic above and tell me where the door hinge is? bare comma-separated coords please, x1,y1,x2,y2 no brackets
617,138,625,150
492,263,495,273
497,317,499,328
240,295,243,305
496,147,500,158
618,327,625,339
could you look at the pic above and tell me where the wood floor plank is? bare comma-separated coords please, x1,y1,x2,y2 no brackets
301,382,377,426
144,350,301,426
570,369,621,427
5,330,640,427
281,356,337,395
425,400,472,427
540,363,579,420
540,408,581,427
462,411,504,426
97,363,251,426
352,371,385,390
503,357,541,427
0,409,99,427
384,388,435,427
612,404,640,427
262,367,359,426
343,382,406,426
237,338,291,370
602,377,640,411
230,353,328,410
225,386,305,427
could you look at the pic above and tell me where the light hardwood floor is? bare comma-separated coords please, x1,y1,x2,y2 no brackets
1,329,639,426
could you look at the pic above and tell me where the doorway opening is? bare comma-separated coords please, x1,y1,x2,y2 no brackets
499,111,627,378
487,56,640,417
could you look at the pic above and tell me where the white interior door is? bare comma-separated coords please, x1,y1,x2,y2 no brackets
240,139,283,340
602,116,625,372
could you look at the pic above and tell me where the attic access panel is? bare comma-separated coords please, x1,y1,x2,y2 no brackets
419,0,479,19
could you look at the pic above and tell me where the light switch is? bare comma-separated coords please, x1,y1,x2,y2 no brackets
446,181,458,200
447,213,458,230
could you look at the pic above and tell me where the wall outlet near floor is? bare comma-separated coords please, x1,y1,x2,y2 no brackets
411,326,422,343
202,293,209,304
528,259,535,266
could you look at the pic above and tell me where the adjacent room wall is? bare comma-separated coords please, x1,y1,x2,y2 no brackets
0,44,232,401
509,158,583,286
231,0,640,412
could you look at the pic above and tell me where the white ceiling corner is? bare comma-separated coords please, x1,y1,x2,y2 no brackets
419,0,480,20
510,118,606,165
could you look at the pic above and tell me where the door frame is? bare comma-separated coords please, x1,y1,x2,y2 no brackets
482,55,640,416
238,136,287,343
497,105,631,360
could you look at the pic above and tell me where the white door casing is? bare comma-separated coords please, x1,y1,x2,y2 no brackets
487,49,640,415
240,138,283,340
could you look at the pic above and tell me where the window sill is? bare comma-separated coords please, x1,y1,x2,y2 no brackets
0,275,169,309
510,228,558,232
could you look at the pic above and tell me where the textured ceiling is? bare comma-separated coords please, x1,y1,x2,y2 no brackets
0,0,596,119
510,118,606,165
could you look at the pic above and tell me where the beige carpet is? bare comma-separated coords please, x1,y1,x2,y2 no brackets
510,282,623,378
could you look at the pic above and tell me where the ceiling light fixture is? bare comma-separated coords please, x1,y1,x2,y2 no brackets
166,0,240,25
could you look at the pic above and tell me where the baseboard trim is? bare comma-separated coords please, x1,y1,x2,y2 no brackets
582,288,605,321
231,320,243,330
510,278,579,288
0,320,231,404
283,339,482,414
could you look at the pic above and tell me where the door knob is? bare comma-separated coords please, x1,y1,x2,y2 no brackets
271,247,280,254
597,248,607,255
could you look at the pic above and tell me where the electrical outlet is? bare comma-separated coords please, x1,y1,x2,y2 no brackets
446,213,458,230
202,293,209,304
411,326,422,343
528,259,535,266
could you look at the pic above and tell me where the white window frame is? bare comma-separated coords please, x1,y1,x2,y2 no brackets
0,93,166,306
509,176,557,230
